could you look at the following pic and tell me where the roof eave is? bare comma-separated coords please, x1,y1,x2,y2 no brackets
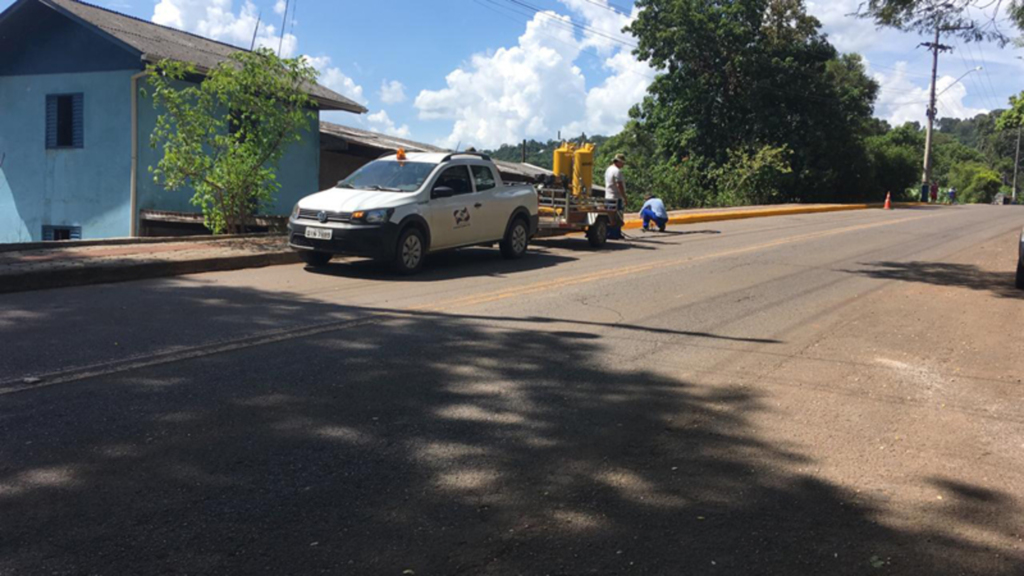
316,98,367,114
139,54,366,114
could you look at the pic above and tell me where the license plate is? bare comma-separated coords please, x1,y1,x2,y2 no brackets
305,227,332,240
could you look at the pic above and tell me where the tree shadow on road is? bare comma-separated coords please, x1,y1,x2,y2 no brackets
0,281,1020,575
847,260,1023,300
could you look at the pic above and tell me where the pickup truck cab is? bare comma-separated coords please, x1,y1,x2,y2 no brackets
288,152,539,274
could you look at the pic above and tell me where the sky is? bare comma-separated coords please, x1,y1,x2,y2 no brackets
7,0,1024,148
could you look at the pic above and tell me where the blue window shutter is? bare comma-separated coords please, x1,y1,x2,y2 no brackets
42,226,54,241
45,95,58,149
72,93,84,148
69,226,82,240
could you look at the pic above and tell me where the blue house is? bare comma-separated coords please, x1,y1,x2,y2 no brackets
0,0,365,243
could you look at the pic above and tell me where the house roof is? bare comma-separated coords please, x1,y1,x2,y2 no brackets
320,122,447,154
319,121,554,183
20,0,366,113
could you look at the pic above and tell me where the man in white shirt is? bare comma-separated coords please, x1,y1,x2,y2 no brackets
604,154,626,239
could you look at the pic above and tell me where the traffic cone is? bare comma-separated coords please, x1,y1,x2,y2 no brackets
884,191,892,210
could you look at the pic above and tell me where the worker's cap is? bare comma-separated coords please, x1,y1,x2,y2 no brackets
614,153,626,164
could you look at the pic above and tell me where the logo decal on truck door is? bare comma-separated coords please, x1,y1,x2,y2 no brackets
453,207,471,228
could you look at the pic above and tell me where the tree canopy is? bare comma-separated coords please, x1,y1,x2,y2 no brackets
620,0,880,205
856,0,1024,45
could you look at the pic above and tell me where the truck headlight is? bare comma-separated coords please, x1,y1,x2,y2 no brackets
353,209,391,224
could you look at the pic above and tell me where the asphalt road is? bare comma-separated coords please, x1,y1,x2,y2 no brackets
1,205,1022,575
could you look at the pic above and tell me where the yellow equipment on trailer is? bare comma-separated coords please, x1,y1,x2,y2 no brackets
535,142,619,248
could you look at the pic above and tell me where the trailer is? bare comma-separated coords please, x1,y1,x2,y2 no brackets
535,185,620,248
532,141,621,248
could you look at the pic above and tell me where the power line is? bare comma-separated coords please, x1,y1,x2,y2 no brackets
289,0,299,39
950,36,996,111
476,0,656,82
953,36,1001,110
577,0,633,17
971,42,1005,108
963,5,1006,108
501,0,638,49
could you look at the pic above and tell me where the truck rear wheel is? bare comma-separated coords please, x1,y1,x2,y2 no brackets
587,217,608,248
500,217,529,259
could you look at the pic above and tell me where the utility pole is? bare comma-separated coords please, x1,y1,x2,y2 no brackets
249,11,261,50
1013,124,1021,203
277,0,290,56
919,25,952,200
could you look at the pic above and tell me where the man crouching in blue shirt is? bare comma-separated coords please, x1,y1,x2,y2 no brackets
640,194,669,232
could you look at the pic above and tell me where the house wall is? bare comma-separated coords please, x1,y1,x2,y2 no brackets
0,1,143,76
0,70,135,243
135,87,322,218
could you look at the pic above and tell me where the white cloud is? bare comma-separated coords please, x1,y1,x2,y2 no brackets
414,11,587,149
379,80,407,104
805,0,904,54
152,0,298,57
303,55,367,106
557,0,637,55
273,0,286,16
564,49,654,136
414,2,651,148
366,110,411,138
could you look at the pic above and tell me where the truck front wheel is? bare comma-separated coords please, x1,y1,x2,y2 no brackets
393,227,426,275
299,250,332,267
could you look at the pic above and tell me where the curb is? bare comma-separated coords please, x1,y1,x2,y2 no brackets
0,232,285,254
0,251,299,294
620,202,927,229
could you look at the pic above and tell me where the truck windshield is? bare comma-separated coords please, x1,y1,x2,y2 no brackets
337,160,436,192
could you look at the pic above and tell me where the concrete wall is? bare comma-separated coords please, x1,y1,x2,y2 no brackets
0,70,135,243
135,86,322,217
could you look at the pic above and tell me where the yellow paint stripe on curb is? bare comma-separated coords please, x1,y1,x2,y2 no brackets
621,202,931,230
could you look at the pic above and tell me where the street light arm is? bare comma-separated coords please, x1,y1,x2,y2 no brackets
934,66,983,98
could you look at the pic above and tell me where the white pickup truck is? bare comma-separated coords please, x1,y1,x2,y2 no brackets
288,152,539,274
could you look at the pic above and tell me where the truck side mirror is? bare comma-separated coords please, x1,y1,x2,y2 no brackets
432,186,455,199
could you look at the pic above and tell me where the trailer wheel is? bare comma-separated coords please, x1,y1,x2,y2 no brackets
587,217,608,248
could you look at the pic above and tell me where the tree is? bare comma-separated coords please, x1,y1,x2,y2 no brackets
856,0,1024,45
996,92,1024,131
948,161,1003,202
146,48,318,234
864,124,922,199
626,0,879,203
